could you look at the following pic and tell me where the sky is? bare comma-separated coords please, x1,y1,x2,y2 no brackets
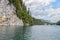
23,0,60,23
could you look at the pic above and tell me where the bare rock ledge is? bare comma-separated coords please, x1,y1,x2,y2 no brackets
0,0,23,26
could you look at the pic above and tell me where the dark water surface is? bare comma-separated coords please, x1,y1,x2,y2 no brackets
0,25,60,40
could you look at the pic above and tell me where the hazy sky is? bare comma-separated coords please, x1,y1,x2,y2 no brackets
23,0,60,23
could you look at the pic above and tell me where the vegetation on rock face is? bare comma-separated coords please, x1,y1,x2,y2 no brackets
33,18,45,25
9,0,34,25
9,0,55,25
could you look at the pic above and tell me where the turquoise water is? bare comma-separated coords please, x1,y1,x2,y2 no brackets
0,26,23,40
0,25,60,40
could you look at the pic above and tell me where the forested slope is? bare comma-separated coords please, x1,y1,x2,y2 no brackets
9,0,34,25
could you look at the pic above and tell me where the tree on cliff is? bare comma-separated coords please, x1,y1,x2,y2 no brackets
9,0,34,25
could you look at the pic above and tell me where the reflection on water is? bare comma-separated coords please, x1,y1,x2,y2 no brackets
14,26,23,40
0,25,60,40
0,25,23,40
23,26,32,40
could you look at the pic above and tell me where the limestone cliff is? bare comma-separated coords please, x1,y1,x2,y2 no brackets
0,0,23,25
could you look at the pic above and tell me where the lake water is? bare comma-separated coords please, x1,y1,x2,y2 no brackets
0,25,60,40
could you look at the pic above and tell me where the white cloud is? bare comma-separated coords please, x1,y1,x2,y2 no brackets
23,0,55,6
23,0,60,23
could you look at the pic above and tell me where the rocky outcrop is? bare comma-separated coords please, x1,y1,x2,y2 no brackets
0,0,23,25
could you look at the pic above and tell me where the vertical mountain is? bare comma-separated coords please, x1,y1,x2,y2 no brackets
0,0,23,25
9,0,34,25
0,0,33,25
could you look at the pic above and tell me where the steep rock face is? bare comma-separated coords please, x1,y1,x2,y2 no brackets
0,0,23,25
